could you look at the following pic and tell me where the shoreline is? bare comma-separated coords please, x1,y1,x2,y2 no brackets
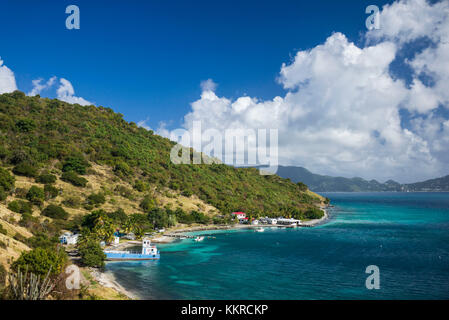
89,267,141,300
102,206,331,300
115,207,331,247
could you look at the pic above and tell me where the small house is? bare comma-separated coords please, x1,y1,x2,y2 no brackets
59,232,79,245
232,212,246,220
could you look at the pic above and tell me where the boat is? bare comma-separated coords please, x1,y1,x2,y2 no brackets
255,228,265,232
104,238,160,261
194,236,205,242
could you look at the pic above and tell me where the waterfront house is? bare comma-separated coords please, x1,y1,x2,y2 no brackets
232,212,246,220
59,232,79,245
266,218,277,225
251,219,259,225
239,217,249,224
277,218,301,226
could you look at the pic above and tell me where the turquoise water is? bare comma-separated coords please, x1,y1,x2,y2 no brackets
106,192,449,299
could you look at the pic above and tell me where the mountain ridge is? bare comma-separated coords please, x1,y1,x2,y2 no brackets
274,166,449,192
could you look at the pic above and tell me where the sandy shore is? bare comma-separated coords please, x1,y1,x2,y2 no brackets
89,267,140,300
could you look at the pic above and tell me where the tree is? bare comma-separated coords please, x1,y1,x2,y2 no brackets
26,186,45,206
12,247,67,276
62,156,89,174
44,184,59,200
36,173,57,184
78,239,106,268
13,163,38,178
8,200,32,214
140,195,155,212
41,205,68,220
61,171,88,187
0,167,15,192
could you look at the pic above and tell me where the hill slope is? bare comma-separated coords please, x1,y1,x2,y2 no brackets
0,91,323,217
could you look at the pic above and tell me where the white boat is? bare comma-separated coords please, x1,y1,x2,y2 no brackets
194,236,205,242
255,228,265,232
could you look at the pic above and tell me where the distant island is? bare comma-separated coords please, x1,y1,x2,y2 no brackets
274,166,449,192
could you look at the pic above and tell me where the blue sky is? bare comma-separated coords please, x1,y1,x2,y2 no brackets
1,0,391,127
1,0,448,182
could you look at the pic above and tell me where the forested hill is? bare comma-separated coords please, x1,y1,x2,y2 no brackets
0,91,323,217
275,166,449,192
404,175,449,192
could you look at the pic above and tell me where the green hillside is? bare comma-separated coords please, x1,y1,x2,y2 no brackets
0,91,322,217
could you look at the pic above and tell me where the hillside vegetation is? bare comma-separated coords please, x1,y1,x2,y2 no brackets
0,91,322,215
0,91,325,299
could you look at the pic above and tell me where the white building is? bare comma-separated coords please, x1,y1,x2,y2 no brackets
232,212,246,220
238,217,249,224
266,218,277,225
251,219,259,225
277,218,301,226
59,232,79,245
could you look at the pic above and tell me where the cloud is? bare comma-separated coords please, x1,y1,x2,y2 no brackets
171,0,449,183
137,118,151,130
56,78,92,106
200,79,217,92
0,57,18,94
27,76,57,96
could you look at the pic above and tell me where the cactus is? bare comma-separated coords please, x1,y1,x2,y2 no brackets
7,266,55,300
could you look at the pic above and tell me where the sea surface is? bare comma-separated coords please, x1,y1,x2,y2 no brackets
106,192,449,299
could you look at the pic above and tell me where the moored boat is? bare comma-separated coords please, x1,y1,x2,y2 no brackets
104,238,160,261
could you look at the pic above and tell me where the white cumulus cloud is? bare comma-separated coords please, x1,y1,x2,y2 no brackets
27,76,57,96
0,57,18,94
56,78,92,106
171,0,449,183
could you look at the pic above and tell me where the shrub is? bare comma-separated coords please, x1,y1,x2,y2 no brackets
140,195,155,212
8,200,32,214
12,163,38,178
0,167,15,192
61,171,87,187
113,161,132,177
0,224,7,235
15,118,36,132
26,186,45,206
78,239,106,268
41,205,68,220
12,247,67,276
36,173,57,184
87,193,106,206
0,188,6,201
13,232,27,243
14,188,28,199
62,196,81,208
44,184,59,200
303,207,324,220
26,232,59,249
114,185,133,199
62,156,89,175
133,180,147,192
297,182,308,192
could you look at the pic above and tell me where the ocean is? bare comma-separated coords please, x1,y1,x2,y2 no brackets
105,192,449,299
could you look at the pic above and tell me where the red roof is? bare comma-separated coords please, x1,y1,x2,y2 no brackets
232,212,245,215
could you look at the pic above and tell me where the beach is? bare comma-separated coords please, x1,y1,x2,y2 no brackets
89,267,140,300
